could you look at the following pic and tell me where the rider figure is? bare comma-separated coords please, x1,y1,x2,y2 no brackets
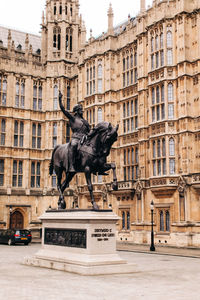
59,91,90,172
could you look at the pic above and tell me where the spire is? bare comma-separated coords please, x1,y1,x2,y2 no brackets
7,29,12,52
107,3,114,35
140,0,146,13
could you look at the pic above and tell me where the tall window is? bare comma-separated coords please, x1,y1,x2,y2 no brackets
53,85,58,110
97,108,103,123
53,26,61,50
53,123,57,148
122,50,137,87
98,61,102,93
67,85,70,110
169,138,175,174
121,210,130,230
123,98,138,133
14,121,24,147
0,119,6,145
66,28,73,52
86,64,95,96
124,147,139,181
150,30,164,70
12,160,23,187
15,80,25,108
151,85,165,122
159,209,170,232
32,123,41,149
168,83,174,119
0,76,7,106
152,138,166,176
0,160,4,186
166,27,173,65
31,162,40,188
33,82,42,111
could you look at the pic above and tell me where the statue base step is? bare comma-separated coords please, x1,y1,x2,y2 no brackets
24,209,135,275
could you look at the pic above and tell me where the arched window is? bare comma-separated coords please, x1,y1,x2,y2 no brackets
2,79,7,105
65,28,72,52
160,32,163,48
160,211,164,231
53,85,58,110
67,85,70,110
156,86,160,103
157,140,161,157
97,107,103,122
162,138,166,156
98,62,102,93
54,4,56,15
123,58,125,71
98,63,102,78
153,141,156,158
161,85,164,102
127,211,130,230
155,35,159,50
21,83,25,108
59,5,62,14
15,82,20,107
122,211,125,229
0,119,6,146
134,52,137,66
169,138,175,156
127,56,129,69
168,83,173,101
130,54,133,68
53,27,61,50
166,211,170,231
152,87,155,104
167,31,172,47
151,37,154,52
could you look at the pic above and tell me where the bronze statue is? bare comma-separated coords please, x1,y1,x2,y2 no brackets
59,92,90,172
49,92,119,210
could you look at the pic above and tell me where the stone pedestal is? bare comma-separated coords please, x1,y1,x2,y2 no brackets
24,209,135,275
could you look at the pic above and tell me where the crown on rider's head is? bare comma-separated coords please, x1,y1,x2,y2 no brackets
73,104,83,113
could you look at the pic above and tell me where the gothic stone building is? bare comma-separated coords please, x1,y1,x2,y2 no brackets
0,0,200,246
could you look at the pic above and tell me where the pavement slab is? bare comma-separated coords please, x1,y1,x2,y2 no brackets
0,244,200,300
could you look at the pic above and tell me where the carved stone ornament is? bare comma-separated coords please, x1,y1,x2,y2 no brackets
177,176,187,193
135,180,143,200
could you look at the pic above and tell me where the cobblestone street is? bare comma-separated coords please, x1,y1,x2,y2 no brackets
0,243,200,300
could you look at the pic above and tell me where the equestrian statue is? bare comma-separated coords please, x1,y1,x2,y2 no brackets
49,92,119,210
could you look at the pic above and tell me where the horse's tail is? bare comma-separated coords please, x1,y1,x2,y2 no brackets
49,145,59,175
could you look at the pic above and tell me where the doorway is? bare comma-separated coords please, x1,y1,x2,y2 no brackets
10,211,24,229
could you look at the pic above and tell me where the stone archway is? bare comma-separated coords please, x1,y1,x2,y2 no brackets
10,210,24,229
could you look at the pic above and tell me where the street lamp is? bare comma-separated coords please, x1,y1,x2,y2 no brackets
150,200,155,251
9,206,13,229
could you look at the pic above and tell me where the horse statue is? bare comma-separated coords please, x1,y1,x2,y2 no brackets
49,121,119,210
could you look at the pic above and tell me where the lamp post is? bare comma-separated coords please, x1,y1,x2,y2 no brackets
150,200,155,251
9,206,12,229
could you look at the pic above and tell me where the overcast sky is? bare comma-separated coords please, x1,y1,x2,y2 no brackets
0,0,152,38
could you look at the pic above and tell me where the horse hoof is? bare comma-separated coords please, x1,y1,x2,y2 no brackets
61,200,66,209
92,202,99,210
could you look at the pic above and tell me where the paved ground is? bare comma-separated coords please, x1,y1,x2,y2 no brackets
1,244,200,300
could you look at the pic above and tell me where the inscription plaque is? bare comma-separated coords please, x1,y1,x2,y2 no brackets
44,228,86,248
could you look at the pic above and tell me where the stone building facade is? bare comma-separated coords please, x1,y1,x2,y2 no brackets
0,0,200,246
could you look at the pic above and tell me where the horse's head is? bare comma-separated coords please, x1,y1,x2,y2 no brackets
97,122,119,156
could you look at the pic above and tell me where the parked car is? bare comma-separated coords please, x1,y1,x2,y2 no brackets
0,229,32,245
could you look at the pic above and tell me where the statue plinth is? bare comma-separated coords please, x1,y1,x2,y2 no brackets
24,209,135,275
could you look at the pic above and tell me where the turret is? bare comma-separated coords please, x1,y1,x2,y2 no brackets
140,0,146,13
107,3,114,36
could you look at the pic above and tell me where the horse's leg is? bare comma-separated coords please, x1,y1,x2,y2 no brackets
61,172,75,193
85,166,99,210
56,168,66,209
101,163,118,191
